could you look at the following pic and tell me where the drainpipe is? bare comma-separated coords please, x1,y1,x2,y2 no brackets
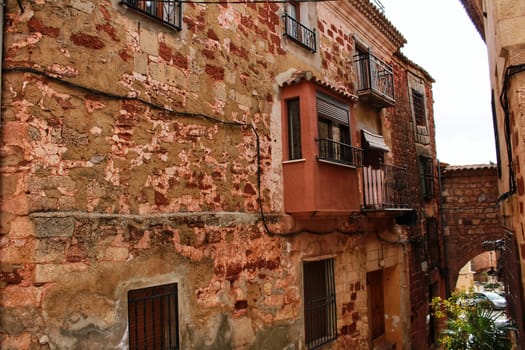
437,160,451,297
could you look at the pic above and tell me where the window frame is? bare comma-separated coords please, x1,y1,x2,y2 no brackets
286,98,303,160
412,89,427,127
303,258,337,349
419,156,434,199
128,283,180,350
122,0,183,31
316,93,355,166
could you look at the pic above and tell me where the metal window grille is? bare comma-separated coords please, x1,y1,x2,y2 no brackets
303,258,337,349
412,89,426,126
283,13,316,52
122,0,182,30
128,283,180,350
353,52,395,103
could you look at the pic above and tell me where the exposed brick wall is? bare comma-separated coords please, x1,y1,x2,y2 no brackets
441,165,501,290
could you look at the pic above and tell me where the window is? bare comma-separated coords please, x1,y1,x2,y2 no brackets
303,258,337,349
419,156,434,199
426,218,440,268
128,283,180,350
122,0,182,30
316,93,355,165
287,98,302,160
283,2,316,52
367,270,385,340
412,89,426,127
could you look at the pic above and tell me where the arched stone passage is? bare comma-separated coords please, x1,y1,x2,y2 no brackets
440,164,502,292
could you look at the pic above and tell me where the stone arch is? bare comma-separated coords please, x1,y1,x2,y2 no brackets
440,164,502,292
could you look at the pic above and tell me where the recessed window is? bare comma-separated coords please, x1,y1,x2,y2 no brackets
122,0,182,30
412,89,426,127
283,2,316,52
419,156,434,199
128,283,180,350
287,98,302,160
316,93,357,166
303,258,337,349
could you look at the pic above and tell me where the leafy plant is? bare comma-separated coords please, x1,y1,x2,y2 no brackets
431,291,515,350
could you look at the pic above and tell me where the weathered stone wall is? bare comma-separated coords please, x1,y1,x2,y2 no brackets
441,164,501,291
0,0,434,349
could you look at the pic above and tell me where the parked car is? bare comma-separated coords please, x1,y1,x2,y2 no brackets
472,291,507,310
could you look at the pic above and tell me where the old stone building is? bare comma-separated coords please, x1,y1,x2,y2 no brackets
460,0,525,346
0,0,442,349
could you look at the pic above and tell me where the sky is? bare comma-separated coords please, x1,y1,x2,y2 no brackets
379,0,497,165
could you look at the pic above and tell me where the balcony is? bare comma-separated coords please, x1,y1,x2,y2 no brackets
283,13,316,52
353,52,395,108
122,0,182,30
317,138,363,167
362,163,410,211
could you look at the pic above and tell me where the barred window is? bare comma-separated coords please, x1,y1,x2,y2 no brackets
303,258,337,349
122,0,182,30
412,89,426,126
128,283,180,350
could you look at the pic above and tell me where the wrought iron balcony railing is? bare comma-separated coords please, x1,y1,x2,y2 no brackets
317,138,363,167
122,0,182,30
362,163,409,210
353,52,395,107
283,13,316,52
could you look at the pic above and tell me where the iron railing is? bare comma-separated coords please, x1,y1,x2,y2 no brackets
283,13,316,52
317,138,363,167
362,163,409,209
304,259,337,349
122,0,182,30
353,52,394,104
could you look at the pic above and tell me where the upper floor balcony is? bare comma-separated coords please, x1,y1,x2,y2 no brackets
362,163,409,211
353,52,395,108
283,13,317,52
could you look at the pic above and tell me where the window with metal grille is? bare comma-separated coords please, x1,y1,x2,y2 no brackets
412,89,426,126
419,156,434,199
122,0,182,30
303,258,337,349
287,98,302,160
128,283,180,350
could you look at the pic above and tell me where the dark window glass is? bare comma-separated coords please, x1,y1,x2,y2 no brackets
128,283,179,350
287,98,302,160
304,259,337,349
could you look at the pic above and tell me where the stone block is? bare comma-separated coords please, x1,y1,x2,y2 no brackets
33,216,75,238
34,263,89,284
140,29,159,56
134,52,148,75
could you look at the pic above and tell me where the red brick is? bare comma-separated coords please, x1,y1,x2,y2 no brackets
70,32,105,49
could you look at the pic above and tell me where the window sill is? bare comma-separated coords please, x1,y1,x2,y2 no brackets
283,158,306,164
